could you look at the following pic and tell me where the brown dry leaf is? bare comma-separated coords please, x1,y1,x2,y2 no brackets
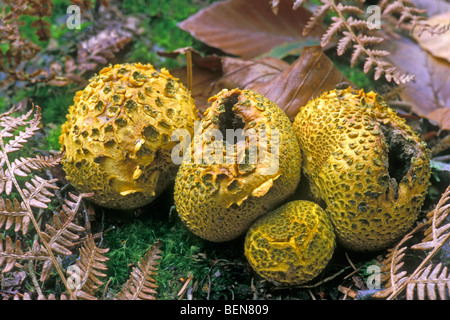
411,0,450,17
216,56,290,91
170,46,348,119
426,108,450,131
158,47,222,71
178,0,326,59
413,12,450,63
249,46,350,120
384,35,450,116
164,48,223,112
171,65,222,113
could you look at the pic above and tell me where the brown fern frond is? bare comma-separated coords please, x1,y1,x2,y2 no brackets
40,193,88,256
406,263,450,300
1,106,42,154
0,106,105,298
0,106,35,133
303,0,333,36
412,185,450,251
294,0,422,84
0,198,30,234
336,2,364,15
4,292,71,300
337,31,353,55
21,176,59,209
0,236,24,273
346,16,368,29
0,0,56,85
11,155,62,177
0,236,51,273
374,185,450,300
321,16,345,47
357,34,384,45
372,224,424,299
381,0,449,36
72,235,110,300
117,240,162,300
350,44,364,67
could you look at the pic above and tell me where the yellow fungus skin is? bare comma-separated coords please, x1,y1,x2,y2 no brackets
293,87,431,251
60,63,199,210
244,200,335,286
174,88,302,242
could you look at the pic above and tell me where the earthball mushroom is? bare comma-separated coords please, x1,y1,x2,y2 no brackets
293,87,431,251
244,200,335,286
174,88,302,242
59,63,199,210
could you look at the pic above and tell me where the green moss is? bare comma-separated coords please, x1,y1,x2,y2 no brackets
101,202,252,300
122,0,219,68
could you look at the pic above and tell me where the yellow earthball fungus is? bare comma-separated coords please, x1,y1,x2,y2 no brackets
244,200,335,286
293,87,431,251
60,63,199,210
174,88,302,242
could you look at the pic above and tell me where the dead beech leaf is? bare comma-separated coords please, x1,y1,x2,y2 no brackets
170,65,222,113
411,0,450,17
413,12,450,62
168,53,289,112
178,0,326,59
216,56,290,91
384,35,450,116
158,47,222,71
168,46,348,119
426,108,450,131
249,46,350,120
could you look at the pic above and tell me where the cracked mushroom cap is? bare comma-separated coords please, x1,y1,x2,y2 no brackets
293,87,431,251
174,88,302,242
60,63,199,210
244,200,335,286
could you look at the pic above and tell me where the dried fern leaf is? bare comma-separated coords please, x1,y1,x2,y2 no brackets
375,185,450,299
1,106,42,154
337,32,352,55
72,235,110,300
321,16,344,47
40,193,87,256
117,240,162,300
413,185,450,251
0,236,51,273
0,198,30,234
37,293,71,300
294,0,417,84
0,236,23,273
11,155,61,177
372,223,425,298
21,176,59,209
406,263,450,300
0,105,87,295
0,107,36,135
42,211,85,256
303,0,333,36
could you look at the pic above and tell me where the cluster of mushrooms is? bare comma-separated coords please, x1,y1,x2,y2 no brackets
60,63,430,286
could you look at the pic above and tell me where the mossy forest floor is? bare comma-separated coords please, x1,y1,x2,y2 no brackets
1,0,447,301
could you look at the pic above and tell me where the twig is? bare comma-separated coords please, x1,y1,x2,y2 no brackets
177,276,193,300
27,261,43,298
186,49,193,92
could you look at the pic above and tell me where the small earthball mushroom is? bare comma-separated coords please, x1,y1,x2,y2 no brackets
244,200,335,286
